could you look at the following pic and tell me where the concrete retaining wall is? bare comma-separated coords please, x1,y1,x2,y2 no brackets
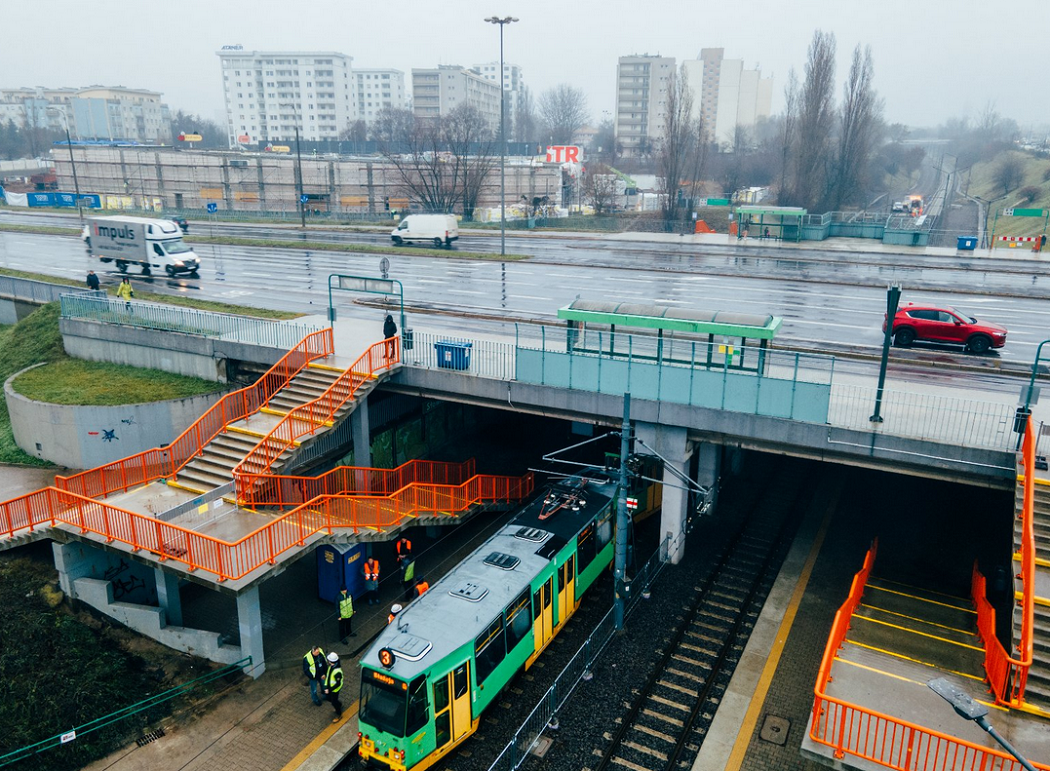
5,367,230,468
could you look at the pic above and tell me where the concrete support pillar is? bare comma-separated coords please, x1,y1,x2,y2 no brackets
155,568,183,627
351,398,371,471
695,441,721,515
236,586,265,678
635,423,693,565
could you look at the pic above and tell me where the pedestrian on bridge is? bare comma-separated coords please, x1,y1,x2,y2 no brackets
363,555,380,606
86,270,100,291
383,314,398,359
116,277,133,310
337,587,355,643
323,651,344,723
302,645,326,706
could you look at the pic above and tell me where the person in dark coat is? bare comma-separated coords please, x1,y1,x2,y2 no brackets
383,314,398,359
86,270,100,291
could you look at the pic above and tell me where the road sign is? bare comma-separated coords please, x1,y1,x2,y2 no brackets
206,202,218,213
626,496,638,511
178,133,203,142
300,195,309,204
1004,208,1045,217
698,198,731,207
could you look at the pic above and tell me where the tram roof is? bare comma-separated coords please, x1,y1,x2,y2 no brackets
558,300,782,340
362,474,617,680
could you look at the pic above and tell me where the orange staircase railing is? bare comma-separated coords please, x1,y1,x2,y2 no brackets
53,329,334,500
1,470,533,582
972,415,1036,707
235,337,398,505
810,539,1049,771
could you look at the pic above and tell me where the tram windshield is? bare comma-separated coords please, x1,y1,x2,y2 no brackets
361,670,408,737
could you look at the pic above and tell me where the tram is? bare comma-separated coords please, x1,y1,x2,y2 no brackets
357,469,629,770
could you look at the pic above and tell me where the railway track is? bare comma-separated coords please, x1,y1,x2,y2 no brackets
591,468,806,771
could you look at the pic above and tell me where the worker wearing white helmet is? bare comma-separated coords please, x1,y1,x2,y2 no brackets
323,651,344,723
387,603,403,624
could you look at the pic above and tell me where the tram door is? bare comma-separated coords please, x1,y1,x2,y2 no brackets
532,577,554,652
433,662,472,751
556,555,576,624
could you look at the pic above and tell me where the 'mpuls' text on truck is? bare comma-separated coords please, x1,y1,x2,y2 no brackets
83,216,201,277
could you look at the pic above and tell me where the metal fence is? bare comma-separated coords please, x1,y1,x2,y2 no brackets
487,537,672,771
0,274,99,304
60,294,324,349
404,331,517,381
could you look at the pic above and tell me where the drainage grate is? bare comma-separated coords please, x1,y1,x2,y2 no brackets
136,728,166,747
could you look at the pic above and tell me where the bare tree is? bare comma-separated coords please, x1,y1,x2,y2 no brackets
443,104,498,220
775,70,799,204
831,44,883,209
513,86,537,146
538,85,589,145
658,64,708,230
583,164,621,214
591,118,621,167
994,154,1026,195
339,120,367,142
790,30,836,210
370,108,416,144
720,125,752,198
170,110,227,148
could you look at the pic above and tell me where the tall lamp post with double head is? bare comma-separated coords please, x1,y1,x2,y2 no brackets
281,103,307,228
47,107,83,222
484,15,518,257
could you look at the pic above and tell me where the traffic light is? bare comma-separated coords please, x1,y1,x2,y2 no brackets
384,196,390,210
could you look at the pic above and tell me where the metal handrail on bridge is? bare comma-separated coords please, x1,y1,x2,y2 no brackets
810,539,1049,771
233,337,399,505
972,415,1036,708
53,328,335,499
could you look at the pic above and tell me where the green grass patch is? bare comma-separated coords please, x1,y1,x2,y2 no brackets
12,359,226,405
967,151,1050,239
188,234,528,261
0,222,80,236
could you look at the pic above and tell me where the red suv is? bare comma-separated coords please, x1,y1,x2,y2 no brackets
884,304,1007,354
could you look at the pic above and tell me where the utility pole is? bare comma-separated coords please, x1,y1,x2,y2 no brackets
484,16,518,257
48,108,82,222
613,392,631,631
294,123,305,228
871,284,902,423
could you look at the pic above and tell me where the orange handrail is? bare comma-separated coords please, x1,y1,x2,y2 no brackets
1,472,533,581
54,328,334,500
810,540,1049,771
234,337,398,505
973,415,1036,706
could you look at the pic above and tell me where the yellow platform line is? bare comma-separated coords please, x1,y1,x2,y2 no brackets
851,614,983,651
858,603,975,635
865,583,976,614
833,657,1005,711
843,639,984,681
723,480,838,771
280,701,360,771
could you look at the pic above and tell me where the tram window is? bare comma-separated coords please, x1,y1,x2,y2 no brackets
433,675,449,714
435,711,451,746
406,675,429,735
596,509,612,550
577,522,596,572
475,616,506,684
453,663,469,699
505,589,531,651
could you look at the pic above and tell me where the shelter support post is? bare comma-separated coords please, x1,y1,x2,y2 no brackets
635,423,692,565
236,586,265,678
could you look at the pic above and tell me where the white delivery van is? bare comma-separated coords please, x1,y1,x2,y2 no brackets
83,216,201,277
390,214,459,249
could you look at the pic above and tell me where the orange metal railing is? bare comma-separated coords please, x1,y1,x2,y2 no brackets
972,415,1036,707
1,470,533,582
810,538,1050,771
53,329,334,500
234,337,398,505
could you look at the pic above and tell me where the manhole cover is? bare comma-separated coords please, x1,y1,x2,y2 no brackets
530,736,554,758
136,727,166,747
759,714,789,746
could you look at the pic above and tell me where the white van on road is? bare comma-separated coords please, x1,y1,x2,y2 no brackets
391,214,458,249
83,216,201,276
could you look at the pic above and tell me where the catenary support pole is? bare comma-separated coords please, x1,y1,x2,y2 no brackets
614,392,631,631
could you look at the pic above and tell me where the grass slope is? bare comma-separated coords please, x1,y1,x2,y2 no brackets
966,151,1050,240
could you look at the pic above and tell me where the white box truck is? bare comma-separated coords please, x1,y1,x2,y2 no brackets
83,216,201,276
390,214,459,249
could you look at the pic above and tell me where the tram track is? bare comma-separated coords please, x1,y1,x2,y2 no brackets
591,466,806,771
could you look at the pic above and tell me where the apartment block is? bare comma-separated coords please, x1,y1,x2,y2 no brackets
354,69,407,122
687,48,773,146
614,55,675,154
473,61,525,134
411,66,501,133
0,86,171,143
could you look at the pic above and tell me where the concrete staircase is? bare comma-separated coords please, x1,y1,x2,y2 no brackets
1013,480,1050,714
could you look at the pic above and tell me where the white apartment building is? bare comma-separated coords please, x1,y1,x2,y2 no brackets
473,61,524,135
687,49,773,147
614,55,675,154
354,69,407,122
217,48,355,146
0,86,171,143
411,66,501,133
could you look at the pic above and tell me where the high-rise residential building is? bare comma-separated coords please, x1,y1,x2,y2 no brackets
0,86,171,143
411,66,501,133
687,49,773,147
614,55,675,154
473,61,525,135
354,69,407,122
217,49,355,146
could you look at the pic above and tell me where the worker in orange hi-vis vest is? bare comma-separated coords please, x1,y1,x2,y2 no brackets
363,556,380,606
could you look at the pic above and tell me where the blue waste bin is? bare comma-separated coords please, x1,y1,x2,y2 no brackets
957,236,978,251
435,341,472,370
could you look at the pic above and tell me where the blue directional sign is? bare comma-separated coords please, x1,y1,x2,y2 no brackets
300,194,309,204
206,202,218,213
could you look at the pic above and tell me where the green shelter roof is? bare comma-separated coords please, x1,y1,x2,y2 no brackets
557,300,782,340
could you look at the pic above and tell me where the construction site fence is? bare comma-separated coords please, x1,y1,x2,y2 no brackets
60,293,324,349
55,328,334,500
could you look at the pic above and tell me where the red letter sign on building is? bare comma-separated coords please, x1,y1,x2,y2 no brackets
546,145,580,163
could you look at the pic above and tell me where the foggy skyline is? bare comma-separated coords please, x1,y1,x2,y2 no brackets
2,0,1047,133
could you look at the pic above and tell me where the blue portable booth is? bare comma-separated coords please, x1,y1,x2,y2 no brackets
316,543,367,603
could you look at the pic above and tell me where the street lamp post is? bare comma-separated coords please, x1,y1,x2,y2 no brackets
48,108,83,222
870,284,902,423
281,103,306,228
484,15,518,257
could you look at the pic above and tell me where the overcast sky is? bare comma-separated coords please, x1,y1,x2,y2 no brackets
3,0,1047,132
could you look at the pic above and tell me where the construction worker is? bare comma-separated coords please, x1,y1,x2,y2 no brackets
414,577,430,598
337,587,355,643
363,555,380,606
302,645,326,706
401,557,416,601
395,536,413,562
388,603,403,624
323,651,344,723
